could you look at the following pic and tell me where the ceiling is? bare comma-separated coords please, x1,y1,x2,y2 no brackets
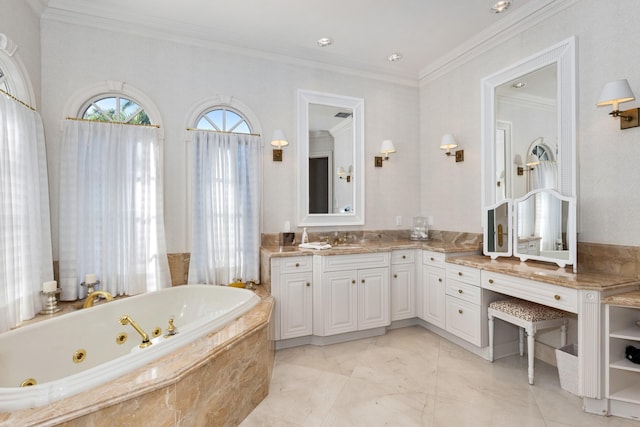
41,0,560,83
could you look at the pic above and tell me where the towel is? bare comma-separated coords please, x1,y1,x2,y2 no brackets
299,242,332,250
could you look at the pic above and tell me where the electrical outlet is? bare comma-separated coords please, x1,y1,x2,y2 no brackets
427,216,433,226
395,216,402,226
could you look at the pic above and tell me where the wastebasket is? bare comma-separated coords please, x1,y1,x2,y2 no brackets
555,343,579,395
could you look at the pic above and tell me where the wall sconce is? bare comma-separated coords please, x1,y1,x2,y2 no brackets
270,129,288,161
374,140,396,167
597,79,639,130
514,154,538,175
337,165,352,182
440,134,464,162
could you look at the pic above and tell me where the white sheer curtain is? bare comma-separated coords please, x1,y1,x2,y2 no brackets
0,95,53,332
59,121,170,300
532,161,561,250
188,131,261,286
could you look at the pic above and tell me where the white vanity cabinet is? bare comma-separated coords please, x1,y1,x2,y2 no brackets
606,303,640,419
445,264,484,346
313,252,390,337
419,251,447,329
271,256,313,341
391,249,417,321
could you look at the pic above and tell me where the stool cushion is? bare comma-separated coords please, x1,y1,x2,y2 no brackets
489,298,565,322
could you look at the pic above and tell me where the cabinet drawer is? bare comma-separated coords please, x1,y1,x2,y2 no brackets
446,264,480,285
446,279,481,305
280,256,313,274
391,249,415,265
322,252,390,272
423,251,446,268
446,296,481,346
481,271,578,313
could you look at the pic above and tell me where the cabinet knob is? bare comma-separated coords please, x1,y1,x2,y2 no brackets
458,309,463,314
488,279,494,284
554,294,561,300
361,279,365,284
458,272,463,276
393,274,398,278
352,279,356,284
295,263,300,267
438,278,442,282
430,257,435,261
402,255,406,259
306,282,311,287
458,289,463,294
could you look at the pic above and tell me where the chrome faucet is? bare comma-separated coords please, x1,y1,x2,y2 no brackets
119,314,152,348
82,290,114,308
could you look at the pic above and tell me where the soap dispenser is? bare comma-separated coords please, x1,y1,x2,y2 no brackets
301,227,309,244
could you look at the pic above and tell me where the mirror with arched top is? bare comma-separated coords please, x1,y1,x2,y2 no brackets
481,37,577,271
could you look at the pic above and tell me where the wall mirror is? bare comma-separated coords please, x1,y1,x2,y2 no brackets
481,37,576,270
514,189,576,268
297,90,364,226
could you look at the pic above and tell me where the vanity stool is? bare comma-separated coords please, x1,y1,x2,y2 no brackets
488,298,568,385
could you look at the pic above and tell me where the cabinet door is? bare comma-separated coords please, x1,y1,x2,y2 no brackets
391,263,415,321
421,265,446,329
358,267,390,330
323,270,358,335
445,296,481,346
280,272,313,340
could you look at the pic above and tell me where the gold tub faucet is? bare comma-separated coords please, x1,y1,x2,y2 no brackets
119,314,152,348
82,290,114,308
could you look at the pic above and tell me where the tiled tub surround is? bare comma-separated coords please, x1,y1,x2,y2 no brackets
0,294,274,427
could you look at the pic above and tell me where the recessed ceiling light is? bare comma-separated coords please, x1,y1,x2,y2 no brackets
388,52,403,62
512,82,526,89
317,37,333,47
491,0,511,13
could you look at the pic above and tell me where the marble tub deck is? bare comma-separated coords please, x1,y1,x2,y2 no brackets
0,294,274,427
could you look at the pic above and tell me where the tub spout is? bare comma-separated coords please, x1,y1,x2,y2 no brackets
82,291,114,308
119,314,152,348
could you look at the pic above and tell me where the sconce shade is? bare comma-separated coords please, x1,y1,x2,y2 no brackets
380,140,396,155
440,134,458,150
597,79,635,110
270,129,289,148
336,166,346,176
526,154,539,166
513,154,523,165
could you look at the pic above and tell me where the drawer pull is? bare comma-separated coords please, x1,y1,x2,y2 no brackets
430,257,435,261
458,309,463,314
394,274,398,278
361,279,365,284
488,279,494,284
458,289,463,294
554,294,561,301
438,278,443,283
306,282,310,287
402,255,406,259
458,272,463,276
295,263,300,267
352,279,356,284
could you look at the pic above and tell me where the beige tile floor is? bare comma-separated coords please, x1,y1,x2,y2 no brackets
241,326,639,427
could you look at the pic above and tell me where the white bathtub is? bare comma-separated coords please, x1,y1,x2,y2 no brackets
0,285,260,411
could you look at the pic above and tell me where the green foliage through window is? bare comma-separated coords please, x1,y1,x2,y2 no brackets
82,96,151,124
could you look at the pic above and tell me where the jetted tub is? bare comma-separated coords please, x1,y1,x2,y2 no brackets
0,284,260,411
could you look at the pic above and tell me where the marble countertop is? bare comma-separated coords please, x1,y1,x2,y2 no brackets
261,239,480,258
449,254,640,291
602,290,640,307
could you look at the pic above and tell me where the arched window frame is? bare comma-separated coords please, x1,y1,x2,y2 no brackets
0,33,37,108
78,94,152,125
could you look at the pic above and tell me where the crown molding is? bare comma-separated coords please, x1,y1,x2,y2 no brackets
498,93,556,112
419,0,581,85
41,5,419,88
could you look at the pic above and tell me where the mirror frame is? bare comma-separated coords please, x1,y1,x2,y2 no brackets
297,89,365,226
481,37,577,270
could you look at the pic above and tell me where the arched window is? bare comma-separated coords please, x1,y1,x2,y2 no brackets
194,107,252,133
0,66,9,93
79,95,152,124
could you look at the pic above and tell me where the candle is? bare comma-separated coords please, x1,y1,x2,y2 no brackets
43,280,57,293
85,273,97,284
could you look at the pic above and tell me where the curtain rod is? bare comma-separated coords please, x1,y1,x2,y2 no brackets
0,88,36,111
66,117,160,128
186,128,261,137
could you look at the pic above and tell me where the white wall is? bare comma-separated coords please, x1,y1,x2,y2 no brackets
420,0,640,246
40,19,421,256
0,0,41,104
